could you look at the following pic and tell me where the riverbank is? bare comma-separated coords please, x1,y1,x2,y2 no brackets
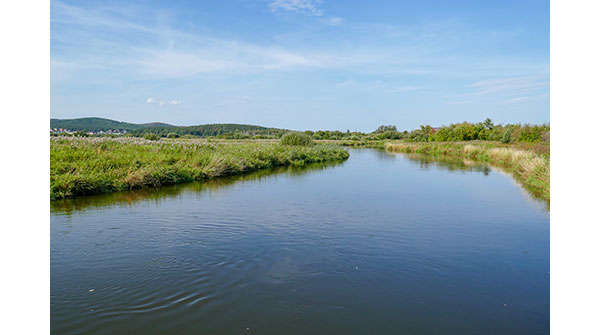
385,141,549,202
50,137,349,199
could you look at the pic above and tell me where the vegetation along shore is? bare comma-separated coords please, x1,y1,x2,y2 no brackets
385,141,549,202
50,117,550,201
50,136,348,200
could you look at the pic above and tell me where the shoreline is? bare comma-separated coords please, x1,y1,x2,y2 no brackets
50,137,349,200
384,141,550,203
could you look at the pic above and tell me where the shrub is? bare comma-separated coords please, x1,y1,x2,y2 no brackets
280,132,314,146
167,133,179,138
143,133,161,141
501,127,513,144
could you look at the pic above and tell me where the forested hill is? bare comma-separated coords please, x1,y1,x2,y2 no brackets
50,117,286,137
50,117,169,131
129,124,285,137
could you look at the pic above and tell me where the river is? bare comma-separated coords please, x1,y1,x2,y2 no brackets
51,148,549,334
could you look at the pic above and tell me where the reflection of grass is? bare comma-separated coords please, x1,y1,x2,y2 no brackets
51,137,348,199
51,160,341,214
317,139,386,148
401,152,492,175
386,142,549,202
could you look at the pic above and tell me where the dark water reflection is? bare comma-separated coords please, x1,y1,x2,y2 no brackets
399,152,549,211
51,161,341,215
51,149,549,334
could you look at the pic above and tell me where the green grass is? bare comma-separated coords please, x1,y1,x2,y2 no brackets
280,132,314,146
385,141,550,202
50,137,349,199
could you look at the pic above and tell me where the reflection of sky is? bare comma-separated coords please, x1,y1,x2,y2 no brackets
51,148,549,334
393,150,548,210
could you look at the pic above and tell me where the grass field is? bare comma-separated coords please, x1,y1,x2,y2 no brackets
50,137,349,199
385,141,550,202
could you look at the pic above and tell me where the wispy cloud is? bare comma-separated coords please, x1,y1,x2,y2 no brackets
466,76,548,97
268,0,324,16
323,17,344,26
146,97,182,106
268,1,346,27
503,96,530,104
502,93,549,105
441,75,549,106
52,0,545,81
388,86,423,93
51,0,548,127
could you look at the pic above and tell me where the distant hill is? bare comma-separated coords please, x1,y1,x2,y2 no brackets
128,123,284,137
50,117,160,131
50,117,286,137
140,122,175,128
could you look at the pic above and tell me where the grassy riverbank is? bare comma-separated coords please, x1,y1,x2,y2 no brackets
50,137,348,199
385,141,549,202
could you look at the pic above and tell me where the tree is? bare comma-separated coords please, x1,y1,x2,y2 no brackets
501,127,513,144
483,118,494,130
375,125,397,133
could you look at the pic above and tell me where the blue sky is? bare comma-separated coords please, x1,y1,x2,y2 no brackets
51,0,549,131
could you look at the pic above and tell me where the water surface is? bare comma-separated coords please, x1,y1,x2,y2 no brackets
51,148,549,334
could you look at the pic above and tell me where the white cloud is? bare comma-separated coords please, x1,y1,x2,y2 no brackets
268,0,324,16
146,97,181,106
504,96,530,104
268,1,346,27
389,86,423,93
51,0,548,91
466,76,547,97
323,17,344,26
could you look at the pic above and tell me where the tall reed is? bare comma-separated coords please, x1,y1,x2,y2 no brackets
51,137,348,199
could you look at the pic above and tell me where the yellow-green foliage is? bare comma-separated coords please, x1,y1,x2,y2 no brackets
385,142,549,201
280,132,314,146
50,137,348,199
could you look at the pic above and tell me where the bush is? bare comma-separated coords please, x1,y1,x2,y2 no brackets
280,132,314,146
143,133,161,141
167,133,179,138
501,128,513,144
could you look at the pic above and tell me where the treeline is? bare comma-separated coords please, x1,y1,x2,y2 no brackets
129,124,286,138
52,117,549,144
400,120,549,143
303,119,549,144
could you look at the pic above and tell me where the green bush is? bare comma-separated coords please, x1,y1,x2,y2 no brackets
167,133,179,138
143,133,161,141
280,132,314,146
501,128,513,144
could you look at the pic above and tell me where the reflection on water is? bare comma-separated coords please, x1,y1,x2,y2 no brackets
401,152,493,175
51,161,342,215
396,152,549,211
51,148,549,335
